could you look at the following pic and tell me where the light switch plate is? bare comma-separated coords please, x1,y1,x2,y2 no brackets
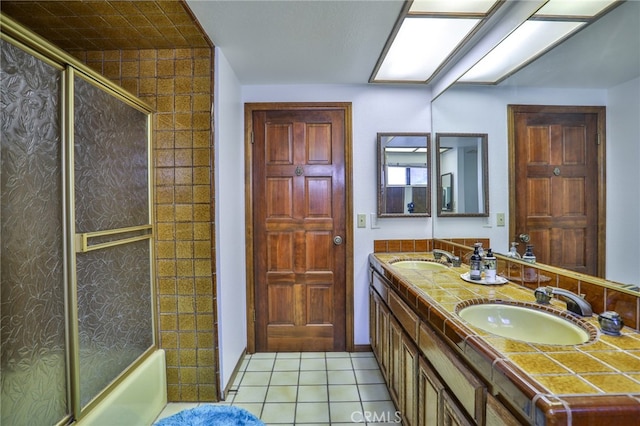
357,214,367,228
496,213,505,227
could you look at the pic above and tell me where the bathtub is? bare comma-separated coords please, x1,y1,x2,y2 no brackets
77,349,167,426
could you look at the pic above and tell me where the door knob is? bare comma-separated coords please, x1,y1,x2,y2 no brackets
518,233,530,243
333,235,343,246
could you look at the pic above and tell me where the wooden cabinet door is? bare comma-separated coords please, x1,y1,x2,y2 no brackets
442,391,474,426
370,289,379,356
401,334,419,426
485,394,522,426
418,357,444,426
252,107,347,351
389,316,403,405
378,295,390,381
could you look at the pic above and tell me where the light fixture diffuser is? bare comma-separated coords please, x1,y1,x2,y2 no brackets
459,20,585,83
534,0,618,17
373,17,480,82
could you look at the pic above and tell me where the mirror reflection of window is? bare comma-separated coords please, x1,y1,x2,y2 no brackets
387,166,408,186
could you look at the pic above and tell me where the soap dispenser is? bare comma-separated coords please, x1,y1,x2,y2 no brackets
473,242,485,272
469,245,482,281
484,249,497,283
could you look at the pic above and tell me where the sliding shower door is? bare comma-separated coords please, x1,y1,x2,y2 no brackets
72,74,154,409
0,38,69,426
1,23,155,425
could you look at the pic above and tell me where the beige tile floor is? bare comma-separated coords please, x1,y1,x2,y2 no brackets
154,352,400,425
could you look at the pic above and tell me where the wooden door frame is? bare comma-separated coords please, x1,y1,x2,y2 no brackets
507,104,606,277
244,102,354,353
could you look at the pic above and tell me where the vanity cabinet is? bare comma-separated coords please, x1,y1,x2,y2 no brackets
370,275,418,425
370,266,493,426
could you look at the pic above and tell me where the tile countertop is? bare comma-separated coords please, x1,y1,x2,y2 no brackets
369,252,640,424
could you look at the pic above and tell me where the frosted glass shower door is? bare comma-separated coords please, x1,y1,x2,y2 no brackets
0,38,69,426
72,74,154,409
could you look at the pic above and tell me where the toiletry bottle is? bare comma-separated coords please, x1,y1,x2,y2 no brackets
522,244,536,282
474,242,485,272
469,246,482,280
484,249,497,282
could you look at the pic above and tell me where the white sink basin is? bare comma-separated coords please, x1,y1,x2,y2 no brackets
458,303,591,345
391,260,449,271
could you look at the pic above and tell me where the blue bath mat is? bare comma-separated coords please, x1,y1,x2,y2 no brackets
154,404,264,426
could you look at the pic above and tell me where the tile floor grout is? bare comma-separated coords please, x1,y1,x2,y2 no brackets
154,352,399,425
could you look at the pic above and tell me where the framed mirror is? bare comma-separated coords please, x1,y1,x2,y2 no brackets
377,133,430,217
436,133,488,217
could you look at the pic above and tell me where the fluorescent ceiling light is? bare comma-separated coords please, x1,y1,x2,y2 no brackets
373,17,479,82
371,0,619,84
459,20,585,83
385,147,428,153
410,0,498,14
535,0,618,17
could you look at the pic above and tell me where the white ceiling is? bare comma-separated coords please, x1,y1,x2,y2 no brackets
186,0,639,89
186,0,405,84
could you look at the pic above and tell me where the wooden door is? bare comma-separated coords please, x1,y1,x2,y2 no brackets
250,105,349,352
509,105,605,277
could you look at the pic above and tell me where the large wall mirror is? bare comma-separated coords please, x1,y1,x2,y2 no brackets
377,133,430,217
430,1,639,288
435,133,488,217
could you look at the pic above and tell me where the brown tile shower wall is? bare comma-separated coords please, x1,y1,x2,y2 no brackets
74,47,217,402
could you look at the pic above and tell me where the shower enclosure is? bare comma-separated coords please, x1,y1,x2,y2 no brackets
1,18,156,426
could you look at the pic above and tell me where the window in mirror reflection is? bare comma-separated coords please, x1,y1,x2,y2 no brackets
436,133,489,217
377,133,430,217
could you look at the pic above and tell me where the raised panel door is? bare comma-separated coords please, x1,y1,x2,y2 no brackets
253,108,347,351
511,105,604,276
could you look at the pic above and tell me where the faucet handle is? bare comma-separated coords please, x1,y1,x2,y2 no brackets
598,311,623,335
534,286,553,304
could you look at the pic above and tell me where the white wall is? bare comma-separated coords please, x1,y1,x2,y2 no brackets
214,48,246,395
432,83,639,284
241,84,432,345
606,77,640,284
216,72,640,383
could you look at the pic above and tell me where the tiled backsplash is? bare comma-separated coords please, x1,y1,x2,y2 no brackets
376,239,640,332
373,239,432,253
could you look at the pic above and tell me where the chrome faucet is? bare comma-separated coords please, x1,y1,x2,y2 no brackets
432,249,461,267
534,286,593,317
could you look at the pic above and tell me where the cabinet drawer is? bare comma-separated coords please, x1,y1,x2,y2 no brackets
418,322,485,424
388,290,419,341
